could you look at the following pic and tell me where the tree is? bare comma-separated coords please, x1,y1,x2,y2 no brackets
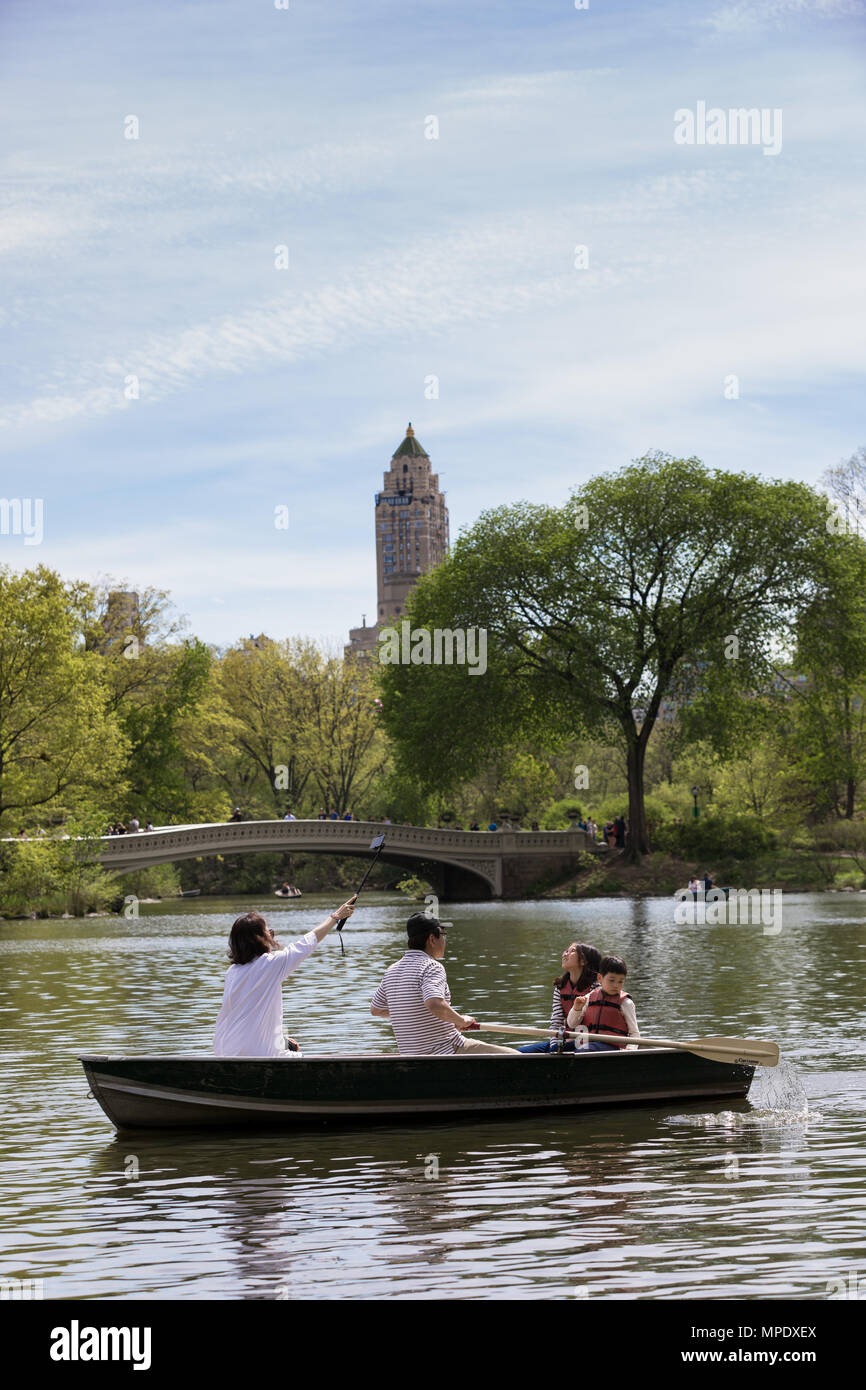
0,566,126,829
218,639,317,816
174,667,239,824
116,639,213,822
305,653,387,816
821,444,866,536
380,454,861,860
783,591,866,819
79,579,215,823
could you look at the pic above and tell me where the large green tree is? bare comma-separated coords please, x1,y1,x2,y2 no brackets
305,652,387,816
0,566,126,829
380,454,866,859
783,595,866,819
218,639,317,816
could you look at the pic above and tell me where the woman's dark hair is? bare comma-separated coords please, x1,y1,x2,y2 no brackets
227,912,281,965
556,942,601,992
407,912,443,950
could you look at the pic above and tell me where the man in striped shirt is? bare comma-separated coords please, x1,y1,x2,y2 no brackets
371,914,517,1054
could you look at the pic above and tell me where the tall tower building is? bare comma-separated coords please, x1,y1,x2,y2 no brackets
346,423,449,659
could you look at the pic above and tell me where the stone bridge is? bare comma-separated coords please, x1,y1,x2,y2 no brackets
94,819,604,900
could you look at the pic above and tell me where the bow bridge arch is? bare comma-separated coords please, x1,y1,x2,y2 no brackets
94,820,602,900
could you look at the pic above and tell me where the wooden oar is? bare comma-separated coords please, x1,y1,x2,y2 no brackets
471,1022,779,1067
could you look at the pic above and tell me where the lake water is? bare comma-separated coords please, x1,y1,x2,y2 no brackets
1,892,864,1300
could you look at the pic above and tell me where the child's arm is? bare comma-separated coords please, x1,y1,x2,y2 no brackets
550,987,565,1031
566,996,588,1030
621,997,640,1050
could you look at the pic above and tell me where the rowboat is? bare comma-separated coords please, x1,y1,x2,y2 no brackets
79,1050,755,1131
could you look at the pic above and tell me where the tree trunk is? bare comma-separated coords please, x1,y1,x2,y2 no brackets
624,737,651,861
846,777,856,819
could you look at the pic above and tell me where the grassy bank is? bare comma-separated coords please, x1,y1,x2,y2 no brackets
538,848,866,898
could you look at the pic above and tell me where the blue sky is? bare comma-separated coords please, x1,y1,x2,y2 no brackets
1,0,864,646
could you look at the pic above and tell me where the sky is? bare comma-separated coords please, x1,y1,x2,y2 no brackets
1,0,864,648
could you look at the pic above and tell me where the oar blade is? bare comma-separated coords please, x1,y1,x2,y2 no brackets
691,1036,780,1067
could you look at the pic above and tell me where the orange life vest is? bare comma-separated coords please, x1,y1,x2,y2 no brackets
581,986,632,1048
557,975,584,1020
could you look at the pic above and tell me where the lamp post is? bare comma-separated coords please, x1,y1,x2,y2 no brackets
691,785,700,820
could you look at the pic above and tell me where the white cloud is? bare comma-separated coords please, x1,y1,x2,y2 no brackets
1,165,760,432
706,0,864,34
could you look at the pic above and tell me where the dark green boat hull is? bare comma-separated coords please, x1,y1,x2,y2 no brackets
79,1051,755,1131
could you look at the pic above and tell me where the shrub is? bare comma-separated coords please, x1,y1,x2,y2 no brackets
541,799,584,829
653,812,778,862
396,874,431,901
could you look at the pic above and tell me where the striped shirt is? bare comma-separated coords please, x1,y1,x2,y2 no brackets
371,950,465,1055
549,977,599,1031
550,986,569,1032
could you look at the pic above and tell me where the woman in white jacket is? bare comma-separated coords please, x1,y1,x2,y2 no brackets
214,899,355,1057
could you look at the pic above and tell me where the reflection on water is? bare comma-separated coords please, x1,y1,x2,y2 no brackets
1,892,865,1299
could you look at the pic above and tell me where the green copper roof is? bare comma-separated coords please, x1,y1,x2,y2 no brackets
392,424,429,458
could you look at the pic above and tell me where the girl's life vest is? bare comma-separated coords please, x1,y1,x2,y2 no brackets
557,975,584,1020
579,986,633,1048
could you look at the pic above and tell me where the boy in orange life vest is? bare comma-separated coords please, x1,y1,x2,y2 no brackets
566,954,640,1052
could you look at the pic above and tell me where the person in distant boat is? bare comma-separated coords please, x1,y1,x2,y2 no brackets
687,875,700,894
517,942,602,1053
213,899,356,1058
702,871,714,894
370,914,518,1055
567,955,639,1052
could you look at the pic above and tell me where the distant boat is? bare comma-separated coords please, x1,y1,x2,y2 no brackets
79,1050,756,1132
274,885,302,898
178,889,201,898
